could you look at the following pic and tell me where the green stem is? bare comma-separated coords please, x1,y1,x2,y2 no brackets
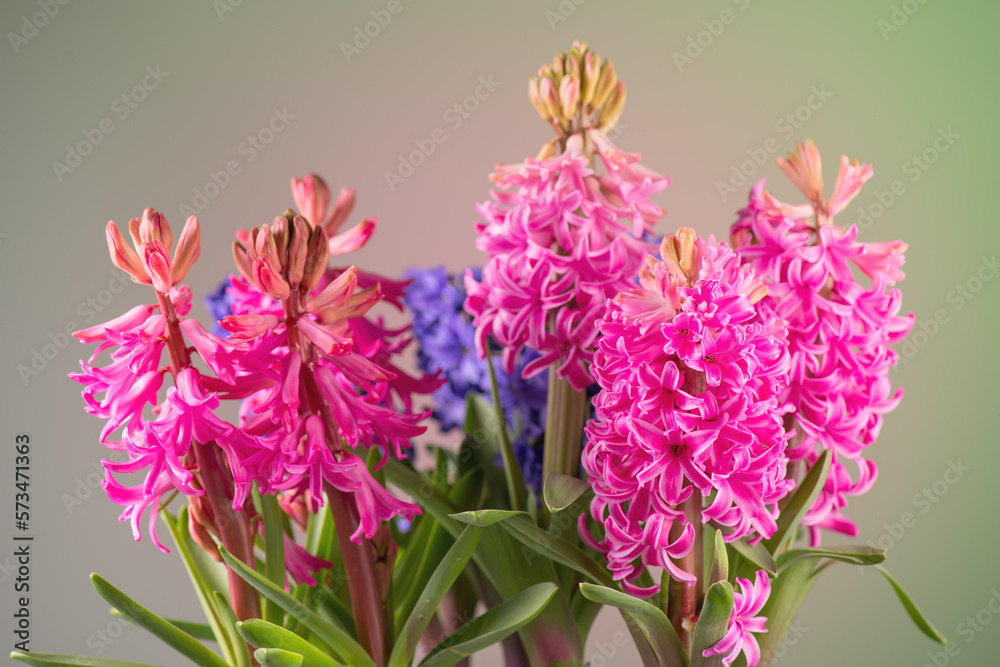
541,370,589,526
484,349,526,512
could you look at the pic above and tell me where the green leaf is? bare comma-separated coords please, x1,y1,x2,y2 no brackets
707,530,729,588
90,574,228,667
451,509,526,527
218,547,374,667
388,526,483,667
257,490,288,626
726,536,777,576
236,620,341,667
9,653,165,667
160,510,237,664
461,394,509,509
542,472,593,513
874,566,947,644
776,545,885,571
763,450,831,555
499,515,615,588
254,649,305,667
383,459,462,538
757,559,816,666
578,584,688,667
211,592,252,667
689,581,735,667
109,609,216,642
420,583,558,667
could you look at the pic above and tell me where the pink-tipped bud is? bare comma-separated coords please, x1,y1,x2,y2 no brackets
136,207,173,251
597,80,626,130
592,60,618,111
291,174,331,228
302,226,330,293
551,53,565,76
288,215,310,288
581,51,600,107
106,221,150,284
540,77,561,120
233,241,252,282
171,216,201,285
271,213,291,262
324,187,356,237
140,240,173,294
255,225,282,270
777,139,824,205
660,227,700,285
559,75,580,119
253,258,291,300
529,78,551,121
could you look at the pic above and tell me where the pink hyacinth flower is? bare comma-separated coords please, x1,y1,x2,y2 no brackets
703,570,771,667
582,229,793,594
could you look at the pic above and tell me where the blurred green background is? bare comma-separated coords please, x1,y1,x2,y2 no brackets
2,1,997,665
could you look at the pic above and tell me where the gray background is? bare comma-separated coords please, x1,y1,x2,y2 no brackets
2,1,998,665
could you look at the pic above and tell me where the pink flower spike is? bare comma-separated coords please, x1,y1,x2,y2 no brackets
703,570,771,667
106,221,150,285
826,155,874,217
776,139,823,204
327,218,376,256
292,174,332,227
171,216,201,285
140,241,173,294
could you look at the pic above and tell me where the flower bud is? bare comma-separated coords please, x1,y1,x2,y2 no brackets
253,258,291,300
271,213,292,264
302,226,330,293
529,78,551,121
136,207,173,251
171,216,201,285
540,77,561,120
591,60,618,111
291,174,331,227
559,75,580,119
287,215,310,288
106,221,150,284
140,240,173,294
596,80,626,131
581,51,600,107
232,241,252,282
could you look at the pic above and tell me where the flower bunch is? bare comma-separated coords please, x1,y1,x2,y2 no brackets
731,140,914,543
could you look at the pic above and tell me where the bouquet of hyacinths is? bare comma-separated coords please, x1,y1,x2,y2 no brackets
13,42,944,667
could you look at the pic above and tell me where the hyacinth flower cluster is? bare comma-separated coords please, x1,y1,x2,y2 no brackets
70,174,442,661
580,228,789,663
403,265,549,492
731,140,914,544
464,41,669,392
